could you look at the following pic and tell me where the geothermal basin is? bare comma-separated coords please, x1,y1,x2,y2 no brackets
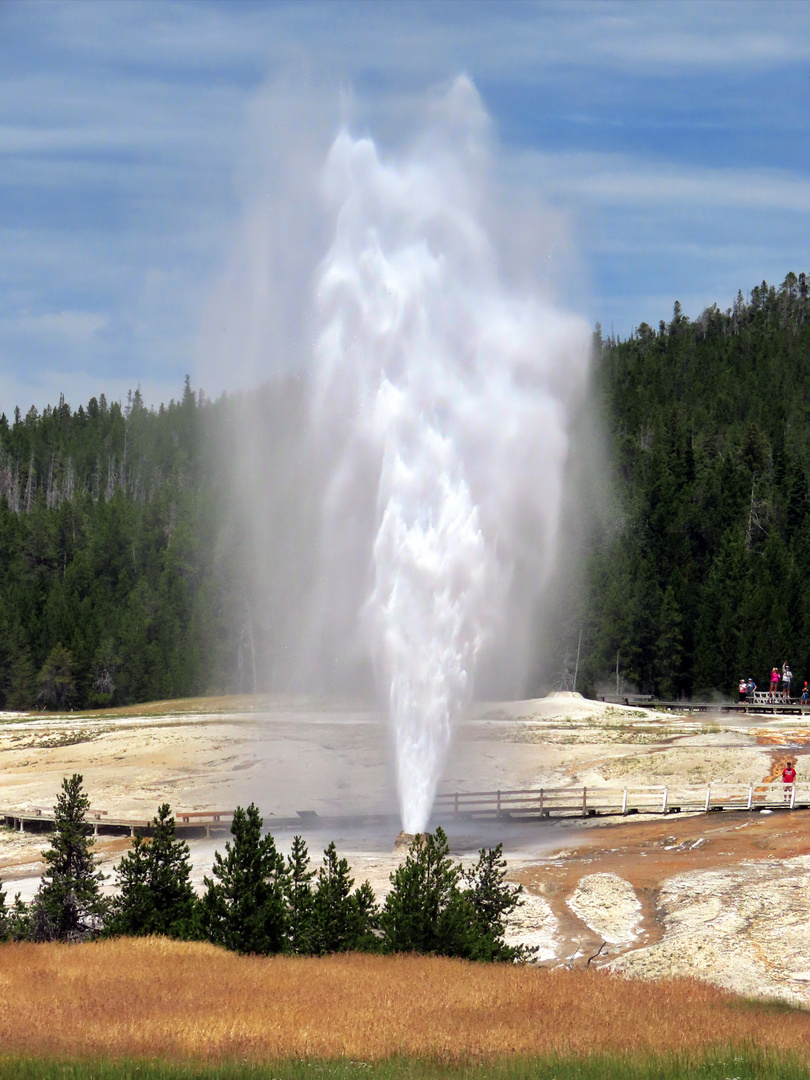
3,692,810,1005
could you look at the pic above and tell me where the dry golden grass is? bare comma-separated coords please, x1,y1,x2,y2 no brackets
0,939,809,1063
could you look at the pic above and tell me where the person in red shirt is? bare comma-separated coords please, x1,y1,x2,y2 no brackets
782,761,797,802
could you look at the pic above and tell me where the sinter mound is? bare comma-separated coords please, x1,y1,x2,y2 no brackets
393,831,427,852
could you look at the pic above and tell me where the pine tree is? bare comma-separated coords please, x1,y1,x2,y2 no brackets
380,827,469,956
309,842,379,954
462,843,531,962
656,585,684,699
201,804,287,955
6,892,31,941
37,644,76,710
379,830,529,961
310,842,354,954
30,774,107,941
284,834,315,954
107,803,198,939
350,880,381,953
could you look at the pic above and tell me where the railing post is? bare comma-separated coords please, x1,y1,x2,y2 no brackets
705,785,711,812
496,790,501,815
622,788,628,815
454,791,459,818
662,787,668,813
582,787,587,815
539,789,544,814
791,783,797,810
747,784,753,810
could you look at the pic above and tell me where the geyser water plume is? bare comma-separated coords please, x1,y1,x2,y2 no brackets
311,77,591,833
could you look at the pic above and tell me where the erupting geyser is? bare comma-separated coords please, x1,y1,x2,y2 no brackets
311,77,591,833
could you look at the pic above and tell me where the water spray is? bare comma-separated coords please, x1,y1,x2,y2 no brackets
311,77,591,832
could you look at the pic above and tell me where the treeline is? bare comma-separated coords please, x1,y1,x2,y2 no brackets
7,271,810,707
578,271,810,698
0,775,528,962
0,370,315,710
0,379,250,709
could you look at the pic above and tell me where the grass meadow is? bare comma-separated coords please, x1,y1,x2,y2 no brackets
0,939,809,1078
1,1055,809,1080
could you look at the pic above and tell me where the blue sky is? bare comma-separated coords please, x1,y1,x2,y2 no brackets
2,0,810,412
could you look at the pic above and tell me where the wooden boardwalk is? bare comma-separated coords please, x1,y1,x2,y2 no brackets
1,808,234,838
433,782,810,821
4,783,808,840
602,693,810,715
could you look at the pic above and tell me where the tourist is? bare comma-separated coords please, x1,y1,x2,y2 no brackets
738,677,748,703
747,676,756,700
802,682,808,706
782,761,797,802
783,664,793,702
770,667,780,702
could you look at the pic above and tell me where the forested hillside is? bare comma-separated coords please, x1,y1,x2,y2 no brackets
4,272,810,709
581,271,810,698
0,379,240,709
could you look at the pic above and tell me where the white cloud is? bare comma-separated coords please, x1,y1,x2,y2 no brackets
13,310,107,342
558,1,810,70
2,0,810,408
516,149,810,214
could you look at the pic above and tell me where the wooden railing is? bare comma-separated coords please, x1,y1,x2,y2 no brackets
2,809,235,837
433,782,809,820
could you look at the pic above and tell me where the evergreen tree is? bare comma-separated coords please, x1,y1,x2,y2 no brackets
656,585,684,699
7,643,36,710
30,774,106,941
37,643,76,710
106,803,198,939
310,842,379,954
6,892,31,941
380,828,469,956
350,880,381,953
0,876,7,941
284,834,315,954
380,830,529,961
310,842,354,954
462,844,531,962
201,804,287,954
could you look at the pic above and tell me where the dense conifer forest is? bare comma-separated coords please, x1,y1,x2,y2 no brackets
3,272,810,708
0,378,240,708
580,271,810,699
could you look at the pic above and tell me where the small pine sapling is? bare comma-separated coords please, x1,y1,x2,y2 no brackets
7,893,31,941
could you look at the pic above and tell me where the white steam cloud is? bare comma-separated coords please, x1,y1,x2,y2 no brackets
310,77,591,832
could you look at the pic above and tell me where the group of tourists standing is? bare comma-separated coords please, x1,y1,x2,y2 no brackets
735,671,801,803
738,662,809,703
